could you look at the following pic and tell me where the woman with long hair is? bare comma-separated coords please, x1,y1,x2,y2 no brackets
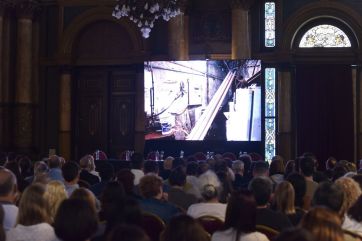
273,181,305,225
44,181,68,221
6,184,57,241
299,206,344,241
211,190,269,241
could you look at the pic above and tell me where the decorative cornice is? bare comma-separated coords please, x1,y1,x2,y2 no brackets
15,0,40,19
230,0,255,10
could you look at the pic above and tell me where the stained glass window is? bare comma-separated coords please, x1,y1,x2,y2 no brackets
265,68,276,162
265,2,275,48
299,24,351,48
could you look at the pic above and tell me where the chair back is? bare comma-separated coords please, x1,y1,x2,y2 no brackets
343,229,362,241
141,212,166,241
256,224,279,241
197,215,224,235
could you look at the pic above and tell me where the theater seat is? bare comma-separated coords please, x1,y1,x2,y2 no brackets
197,215,224,235
256,224,279,241
141,212,165,241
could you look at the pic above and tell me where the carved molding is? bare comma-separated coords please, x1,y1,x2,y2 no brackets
15,0,40,19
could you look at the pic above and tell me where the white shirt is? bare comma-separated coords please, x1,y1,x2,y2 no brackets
342,215,362,236
187,202,227,221
6,223,58,241
2,204,18,231
131,169,144,185
212,228,269,241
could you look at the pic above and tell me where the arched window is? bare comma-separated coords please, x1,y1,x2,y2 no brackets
299,24,351,48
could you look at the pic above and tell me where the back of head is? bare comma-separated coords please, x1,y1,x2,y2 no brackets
172,157,185,170
143,160,159,174
299,156,315,177
108,225,150,241
326,157,337,170
224,190,256,234
186,161,198,176
286,172,306,207
116,169,135,194
201,184,218,201
163,156,174,170
300,207,343,241
69,188,97,212
0,168,17,197
169,167,186,187
61,161,80,182
274,181,295,214
98,162,114,182
248,176,272,206
48,155,62,169
232,160,244,173
131,153,144,170
312,182,344,213
335,177,361,216
79,155,93,170
34,161,49,175
18,183,51,225
275,228,314,241
54,199,98,241
252,161,269,177
269,158,285,176
161,215,209,241
44,181,67,218
139,175,163,198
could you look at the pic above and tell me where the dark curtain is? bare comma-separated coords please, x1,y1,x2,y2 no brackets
296,64,354,166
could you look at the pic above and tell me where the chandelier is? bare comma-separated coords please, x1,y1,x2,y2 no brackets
113,0,183,38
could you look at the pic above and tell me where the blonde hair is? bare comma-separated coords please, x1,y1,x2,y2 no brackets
44,181,68,220
69,188,97,212
335,177,362,216
274,181,295,214
17,183,52,225
300,207,343,241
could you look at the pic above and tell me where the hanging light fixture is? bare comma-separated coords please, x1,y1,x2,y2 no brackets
113,0,183,38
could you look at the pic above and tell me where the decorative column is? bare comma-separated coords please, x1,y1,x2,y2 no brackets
277,67,293,161
59,67,72,160
231,0,254,59
168,1,189,60
14,0,38,150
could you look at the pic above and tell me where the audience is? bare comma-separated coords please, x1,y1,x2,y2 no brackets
299,156,318,210
275,228,314,241
7,184,56,241
130,153,145,185
47,155,64,182
43,180,68,221
335,177,361,218
248,176,292,231
269,156,285,185
90,162,114,198
61,161,80,196
107,225,150,241
69,188,98,212
286,172,307,210
159,156,173,180
232,160,249,190
344,195,362,235
211,190,269,241
0,168,18,231
79,155,100,185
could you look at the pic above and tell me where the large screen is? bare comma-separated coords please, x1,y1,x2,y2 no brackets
144,60,262,141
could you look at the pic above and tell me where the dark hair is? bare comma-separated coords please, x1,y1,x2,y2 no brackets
107,224,150,241
0,169,17,196
252,161,269,176
224,190,256,239
101,182,125,206
116,169,135,195
48,155,62,168
269,158,285,176
275,228,314,241
299,156,315,177
54,199,98,241
61,162,80,182
172,157,185,169
186,162,199,176
312,182,344,213
286,172,306,208
143,160,159,174
326,157,337,170
347,195,362,222
131,153,144,169
139,175,163,198
17,155,32,178
284,160,296,178
98,163,114,181
248,177,272,206
168,167,186,187
161,215,209,241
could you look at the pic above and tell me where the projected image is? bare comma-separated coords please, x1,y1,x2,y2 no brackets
144,60,262,141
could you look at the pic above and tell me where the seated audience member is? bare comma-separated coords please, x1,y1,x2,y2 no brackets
187,184,227,221
275,228,314,241
47,155,64,182
186,161,201,198
159,156,174,180
7,184,56,241
79,155,100,185
312,181,344,214
269,156,285,185
286,172,307,210
130,153,145,185
232,160,249,190
44,180,68,221
0,168,18,231
161,215,210,241
61,161,80,197
116,169,140,199
168,167,197,211
25,160,49,184
17,155,32,180
69,187,98,212
344,195,362,236
284,160,295,179
107,225,150,241
300,207,343,241
54,199,98,241
90,162,114,198
172,157,186,170
272,181,305,226
299,156,318,210
143,160,159,175
211,190,269,241
248,177,292,231
252,161,269,178
325,156,337,180
138,175,181,223
4,161,28,192
198,161,209,175
335,177,361,218
239,154,253,180
198,170,222,198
